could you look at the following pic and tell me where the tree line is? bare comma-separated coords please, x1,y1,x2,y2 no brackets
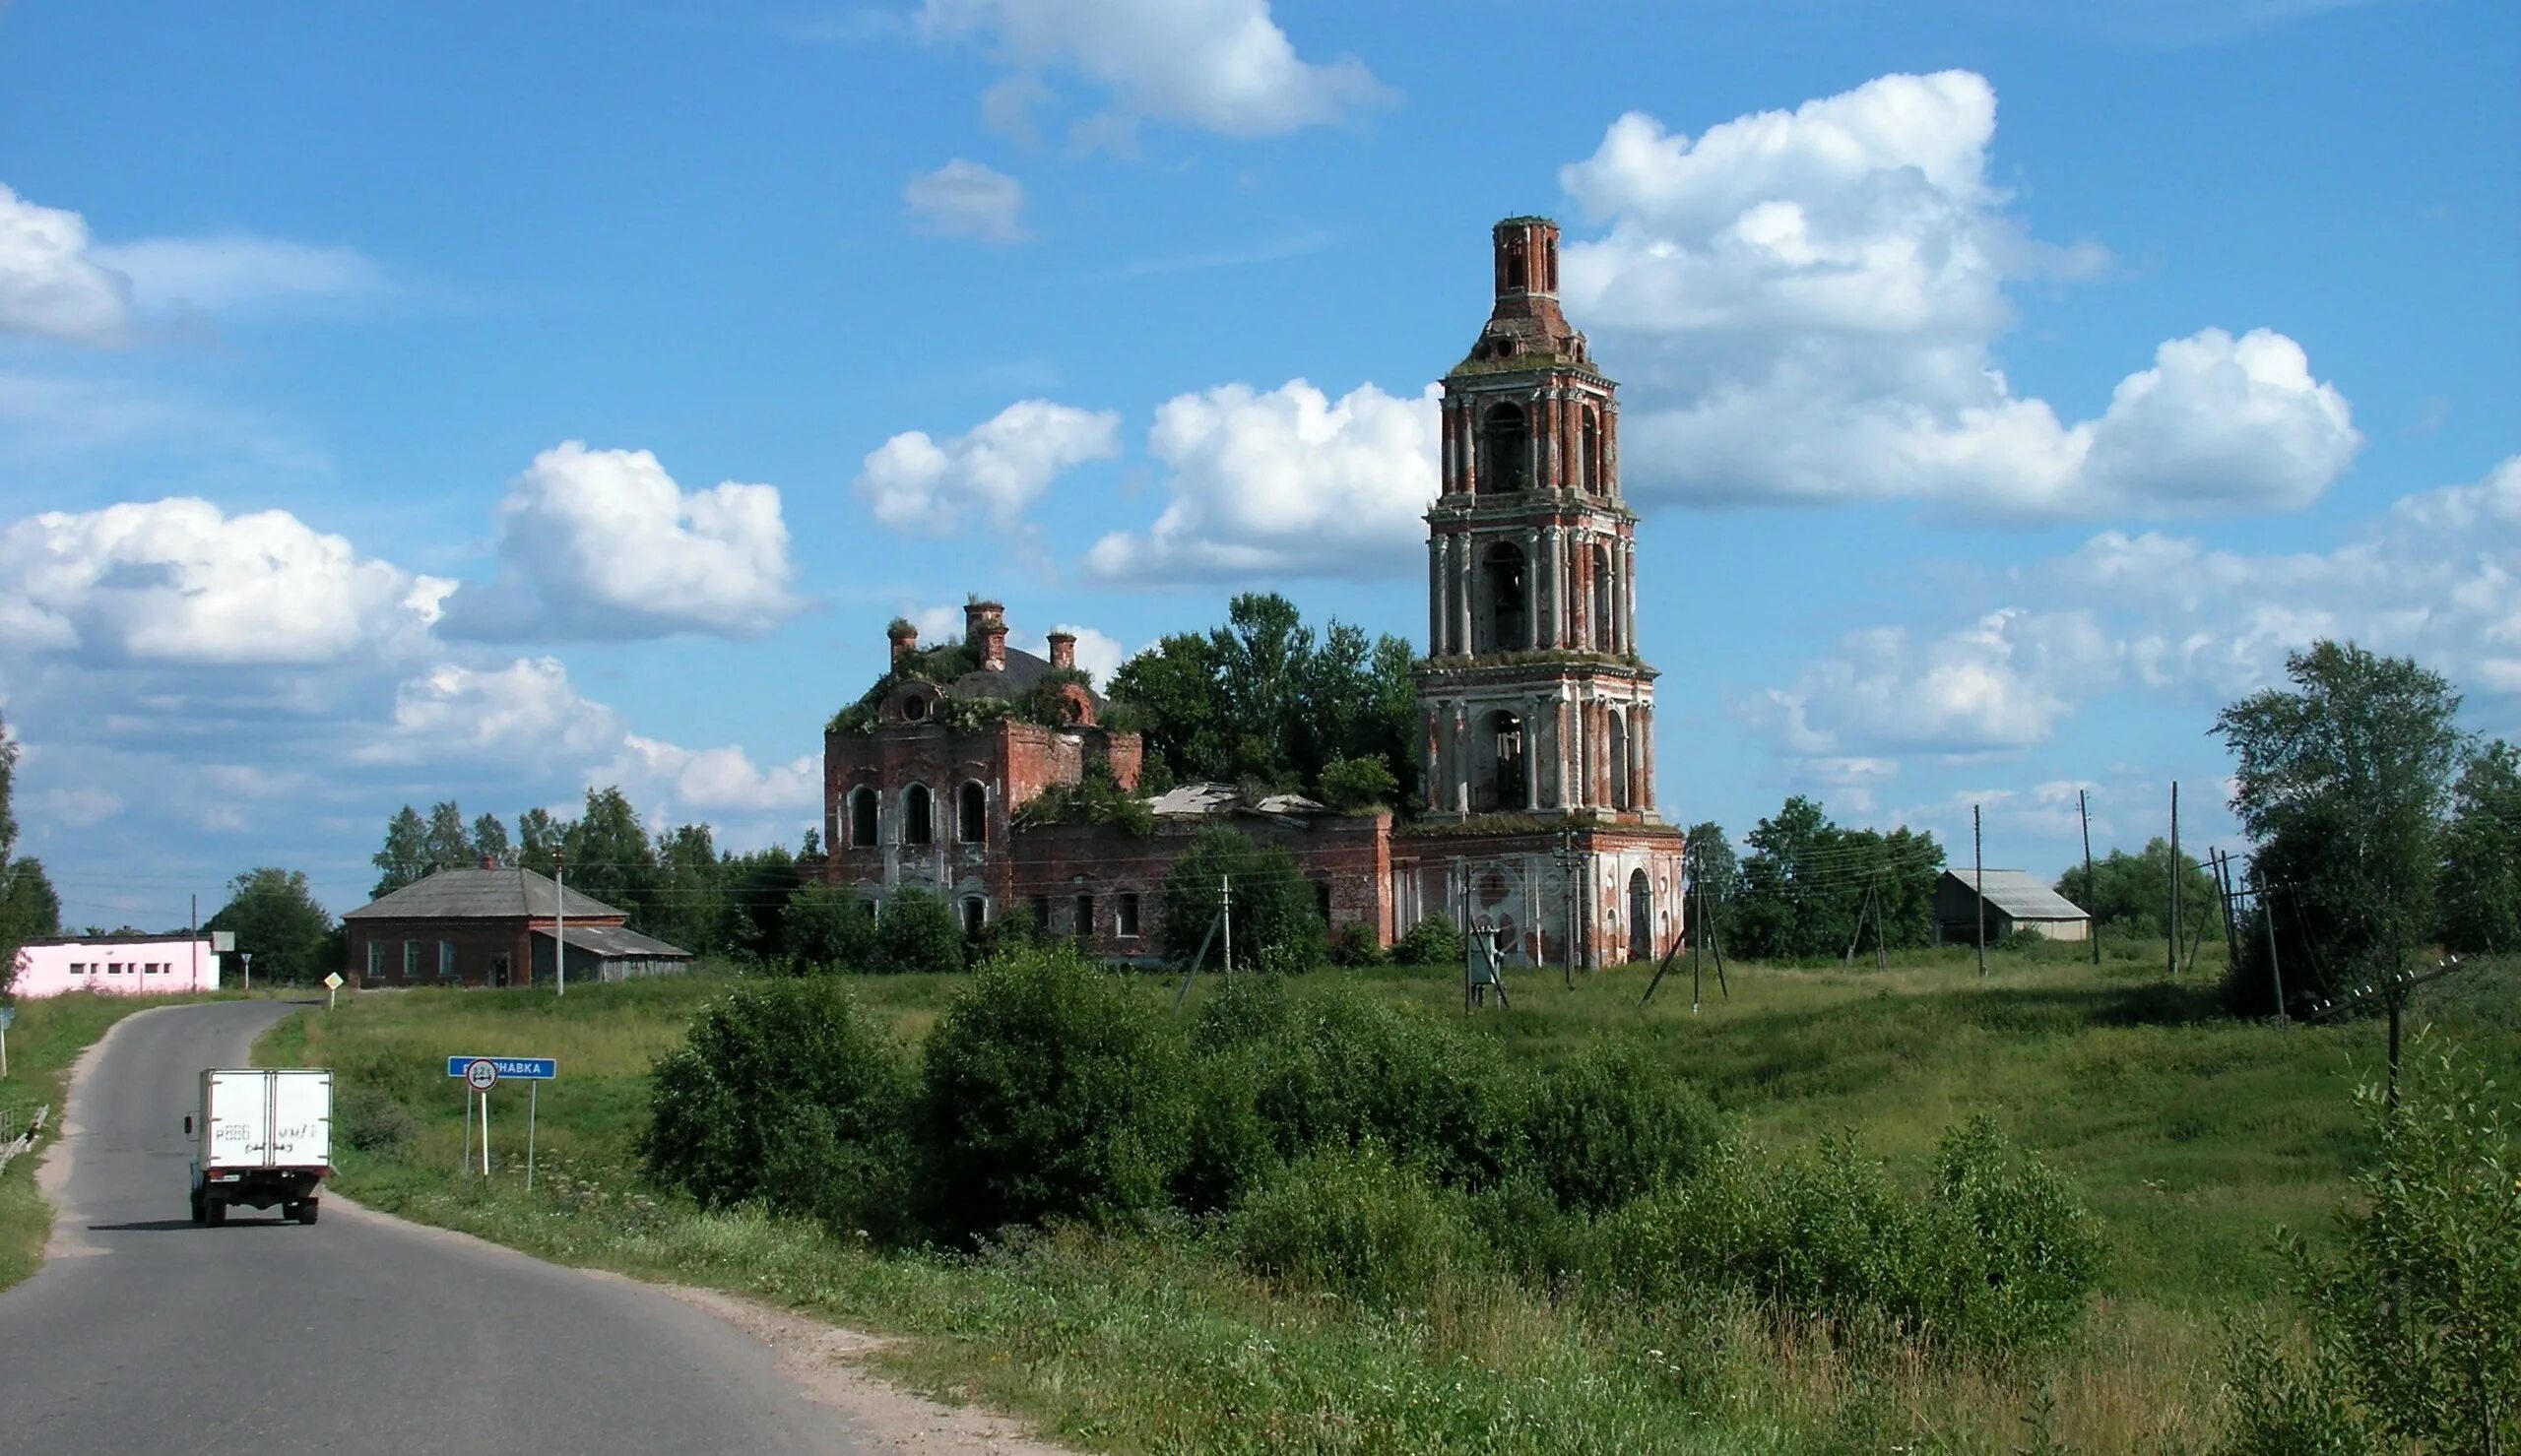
1681,797,1945,960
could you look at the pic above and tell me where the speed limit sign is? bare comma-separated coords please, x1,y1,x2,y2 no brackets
464,1058,498,1093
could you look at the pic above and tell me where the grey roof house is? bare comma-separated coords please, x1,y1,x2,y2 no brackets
1932,869,2093,945
342,864,693,988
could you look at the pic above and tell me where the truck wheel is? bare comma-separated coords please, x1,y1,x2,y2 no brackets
297,1200,319,1226
204,1198,226,1228
189,1190,205,1226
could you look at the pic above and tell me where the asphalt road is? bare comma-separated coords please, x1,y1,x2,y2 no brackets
0,1000,871,1454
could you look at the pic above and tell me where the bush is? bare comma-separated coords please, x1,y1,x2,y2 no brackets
1173,1045,1278,1213
874,886,964,975
1584,1118,2101,1354
337,1084,418,1158
639,979,915,1235
1391,912,1463,969
784,880,874,972
1196,981,1521,1190
1325,922,1385,967
1225,1144,1486,1310
1318,754,1397,812
1521,1040,1725,1211
2227,1047,2521,1456
1159,825,1324,973
918,943,1191,1237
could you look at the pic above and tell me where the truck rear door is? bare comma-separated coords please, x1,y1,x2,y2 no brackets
201,1070,271,1171
266,1070,331,1169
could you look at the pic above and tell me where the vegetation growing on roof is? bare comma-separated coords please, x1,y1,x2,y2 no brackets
1015,763,1154,837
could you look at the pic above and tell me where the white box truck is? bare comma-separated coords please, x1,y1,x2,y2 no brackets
186,1068,332,1226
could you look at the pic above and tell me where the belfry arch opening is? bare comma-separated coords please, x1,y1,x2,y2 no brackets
1579,411,1600,492
1609,711,1632,811
1591,542,1614,652
1473,541,1528,654
1628,868,1651,963
1472,709,1526,813
1479,403,1529,493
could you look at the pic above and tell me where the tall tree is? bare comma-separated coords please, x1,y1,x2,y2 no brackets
1106,593,1417,803
0,718,57,995
2436,739,2521,954
205,869,336,984
2216,641,2468,1011
421,800,473,872
2053,839,2226,940
650,822,726,956
517,807,561,875
471,812,513,867
1683,821,1739,931
370,804,430,899
561,787,658,926
1728,797,1942,959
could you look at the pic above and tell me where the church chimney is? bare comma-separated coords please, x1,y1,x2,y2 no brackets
887,618,918,663
1046,631,1076,671
965,599,1007,671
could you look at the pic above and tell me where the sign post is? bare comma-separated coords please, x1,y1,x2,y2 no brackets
445,1056,558,1185
0,1005,14,1078
323,971,343,1011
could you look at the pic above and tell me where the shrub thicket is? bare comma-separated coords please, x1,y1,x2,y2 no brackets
875,886,965,975
783,881,874,972
1390,912,1462,969
1521,1039,1725,1211
639,979,914,1234
1225,1144,1487,1310
1195,979,1522,1189
337,1084,418,1158
1159,826,1324,973
1587,1117,2101,1353
919,943,1191,1236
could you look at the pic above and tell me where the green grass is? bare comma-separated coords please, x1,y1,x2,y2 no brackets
0,990,243,1290
256,947,2521,1455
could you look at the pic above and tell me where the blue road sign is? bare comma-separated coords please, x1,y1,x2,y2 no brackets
0,1007,15,1031
444,1055,557,1080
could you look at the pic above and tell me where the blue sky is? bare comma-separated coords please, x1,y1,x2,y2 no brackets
1,0,2513,924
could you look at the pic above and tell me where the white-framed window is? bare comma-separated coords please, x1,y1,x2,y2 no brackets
69,962,85,975
439,941,456,979
403,940,420,980
367,941,385,980
1117,894,1141,939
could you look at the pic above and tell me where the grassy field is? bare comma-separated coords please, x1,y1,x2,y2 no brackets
257,945,2521,1454
0,990,243,1290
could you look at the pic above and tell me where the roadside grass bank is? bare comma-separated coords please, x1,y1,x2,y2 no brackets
0,991,245,1289
260,951,2520,1454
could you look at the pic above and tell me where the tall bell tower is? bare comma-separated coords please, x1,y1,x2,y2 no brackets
1417,217,1658,824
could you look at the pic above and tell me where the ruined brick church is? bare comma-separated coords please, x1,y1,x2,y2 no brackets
823,218,1687,968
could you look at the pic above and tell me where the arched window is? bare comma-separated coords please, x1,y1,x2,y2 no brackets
1504,237,1527,292
903,784,934,846
1579,411,1600,492
1479,404,1528,493
848,786,878,848
1628,869,1651,963
1473,709,1526,813
1474,541,1528,654
1609,712,1632,811
960,896,986,936
957,782,987,844
1591,543,1614,652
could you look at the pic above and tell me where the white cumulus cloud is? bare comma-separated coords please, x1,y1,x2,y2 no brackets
1746,456,2521,761
856,400,1120,531
1558,71,2359,519
602,734,821,816
1084,379,1438,583
368,657,623,764
917,0,1391,142
0,497,451,665
442,442,803,641
0,182,135,344
904,159,1029,243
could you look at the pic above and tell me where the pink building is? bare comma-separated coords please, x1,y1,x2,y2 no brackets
10,934,226,998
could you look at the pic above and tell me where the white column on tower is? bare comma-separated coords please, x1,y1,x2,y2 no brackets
1427,534,1443,652
1624,539,1639,655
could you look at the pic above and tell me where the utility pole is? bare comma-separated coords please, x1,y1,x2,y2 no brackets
1557,830,1576,990
2166,782,2180,981
1973,803,1986,978
2252,861,2286,1026
2078,789,2098,968
554,849,567,997
1220,874,1233,975
191,894,199,993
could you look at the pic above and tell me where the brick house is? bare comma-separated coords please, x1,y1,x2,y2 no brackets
342,865,693,988
821,216,1687,969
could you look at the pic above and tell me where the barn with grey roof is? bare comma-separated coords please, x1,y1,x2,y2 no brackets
1932,868,2093,945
